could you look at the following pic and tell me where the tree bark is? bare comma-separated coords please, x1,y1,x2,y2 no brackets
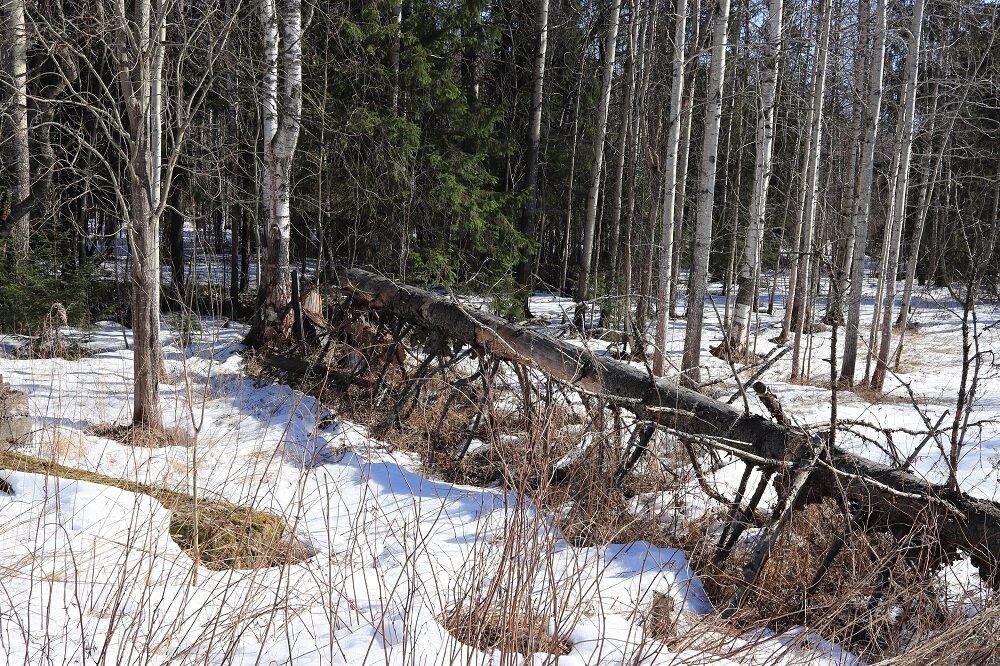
723,0,783,359
681,0,731,388
574,0,622,326
652,0,689,375
840,0,888,386
515,0,549,295
255,0,304,346
6,0,30,256
789,0,832,380
871,0,925,391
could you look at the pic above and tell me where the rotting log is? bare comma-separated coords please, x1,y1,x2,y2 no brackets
336,267,1000,584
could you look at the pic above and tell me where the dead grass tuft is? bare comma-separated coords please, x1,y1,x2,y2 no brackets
441,605,571,656
0,450,310,570
86,423,195,448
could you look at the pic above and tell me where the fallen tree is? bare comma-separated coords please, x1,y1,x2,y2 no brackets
330,267,1000,587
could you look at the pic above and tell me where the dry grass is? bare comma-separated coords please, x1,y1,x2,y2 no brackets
0,449,310,570
441,605,571,656
687,499,969,662
86,422,196,448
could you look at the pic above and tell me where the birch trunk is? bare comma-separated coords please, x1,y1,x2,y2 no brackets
680,0,731,389
652,0,689,375
606,4,638,282
723,0,783,359
516,0,549,294
7,0,30,256
257,0,303,346
870,0,925,391
840,0,888,386
574,0,622,327
790,0,832,379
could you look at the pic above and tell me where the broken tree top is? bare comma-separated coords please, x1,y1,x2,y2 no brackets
336,266,1000,585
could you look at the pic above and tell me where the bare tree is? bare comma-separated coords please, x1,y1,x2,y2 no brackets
652,0,689,375
789,0,832,379
255,0,303,345
840,0,888,386
680,0,731,389
870,0,926,391
575,0,622,328
722,0,783,361
516,0,549,302
5,0,30,256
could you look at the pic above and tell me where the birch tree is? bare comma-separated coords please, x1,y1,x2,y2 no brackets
840,0,888,386
651,0,688,375
721,0,783,361
516,0,549,298
680,0,731,389
870,0,926,391
6,0,30,256
574,0,622,328
256,0,303,345
789,0,832,379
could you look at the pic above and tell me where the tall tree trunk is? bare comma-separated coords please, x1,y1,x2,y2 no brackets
723,0,783,359
840,0,888,386
256,0,303,346
680,0,731,389
652,0,689,375
7,0,30,256
870,0,926,391
789,0,832,379
560,69,584,295
606,2,639,283
574,0,622,327
516,0,549,298
117,0,166,429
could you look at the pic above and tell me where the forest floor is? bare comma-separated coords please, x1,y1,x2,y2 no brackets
0,272,997,665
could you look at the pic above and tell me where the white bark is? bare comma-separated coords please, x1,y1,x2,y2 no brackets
7,0,29,256
575,0,622,322
652,0,688,375
259,0,304,345
680,0,731,388
840,0,888,385
724,0,783,358
789,0,832,379
871,0,925,391
516,0,549,291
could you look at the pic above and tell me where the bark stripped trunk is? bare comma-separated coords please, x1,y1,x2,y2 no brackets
840,0,888,386
681,0,731,389
574,0,622,326
723,0,783,359
870,0,925,391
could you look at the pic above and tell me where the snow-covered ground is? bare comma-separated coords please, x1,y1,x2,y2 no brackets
0,274,996,665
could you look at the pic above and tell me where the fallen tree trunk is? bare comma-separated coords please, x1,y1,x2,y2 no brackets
337,267,1000,584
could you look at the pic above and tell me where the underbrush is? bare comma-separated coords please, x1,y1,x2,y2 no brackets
244,329,998,662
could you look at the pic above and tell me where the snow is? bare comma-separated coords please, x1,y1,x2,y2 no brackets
1,276,996,665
